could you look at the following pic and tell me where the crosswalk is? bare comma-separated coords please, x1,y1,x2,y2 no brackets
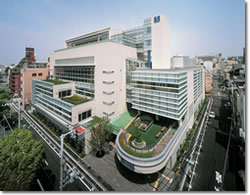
153,172,173,191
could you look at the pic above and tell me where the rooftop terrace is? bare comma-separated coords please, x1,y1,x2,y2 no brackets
62,95,90,105
43,79,69,85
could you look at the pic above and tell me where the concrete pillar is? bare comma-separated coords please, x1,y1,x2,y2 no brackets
178,120,183,127
166,156,172,170
155,115,159,121
138,110,141,115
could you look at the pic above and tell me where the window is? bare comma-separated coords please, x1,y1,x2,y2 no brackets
32,73,37,77
78,109,92,122
38,73,43,76
146,27,151,33
59,90,71,98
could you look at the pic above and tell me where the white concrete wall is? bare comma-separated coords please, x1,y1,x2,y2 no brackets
151,14,171,69
50,41,137,121
52,82,75,98
186,70,194,128
171,56,195,69
71,100,95,125
204,61,213,72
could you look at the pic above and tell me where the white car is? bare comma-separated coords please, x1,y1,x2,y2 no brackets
210,111,215,115
209,114,215,118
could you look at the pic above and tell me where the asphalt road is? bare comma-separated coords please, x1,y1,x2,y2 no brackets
190,77,240,191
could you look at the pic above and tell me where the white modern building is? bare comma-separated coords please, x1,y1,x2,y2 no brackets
31,14,205,173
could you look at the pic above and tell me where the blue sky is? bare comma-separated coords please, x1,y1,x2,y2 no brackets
0,0,245,65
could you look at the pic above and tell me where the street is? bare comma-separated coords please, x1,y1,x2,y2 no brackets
189,76,243,191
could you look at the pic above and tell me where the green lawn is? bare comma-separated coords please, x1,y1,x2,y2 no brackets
127,119,167,149
119,132,154,158
62,95,90,105
109,111,137,134
82,116,103,128
43,79,68,85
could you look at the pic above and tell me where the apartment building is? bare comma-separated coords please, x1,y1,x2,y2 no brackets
9,48,49,103
21,62,49,109
9,48,36,97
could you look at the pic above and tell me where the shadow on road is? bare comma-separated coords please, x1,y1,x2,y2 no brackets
114,154,165,184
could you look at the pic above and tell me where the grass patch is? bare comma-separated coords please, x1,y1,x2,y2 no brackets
119,132,154,158
62,95,90,105
127,120,166,149
44,79,68,85
82,116,103,129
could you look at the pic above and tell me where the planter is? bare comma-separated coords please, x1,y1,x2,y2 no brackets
131,139,146,149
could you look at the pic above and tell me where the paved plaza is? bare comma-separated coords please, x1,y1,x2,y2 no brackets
83,143,175,192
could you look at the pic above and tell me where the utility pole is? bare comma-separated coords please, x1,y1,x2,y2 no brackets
59,125,77,191
18,98,21,128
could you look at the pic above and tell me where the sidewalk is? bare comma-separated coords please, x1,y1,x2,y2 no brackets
82,145,158,192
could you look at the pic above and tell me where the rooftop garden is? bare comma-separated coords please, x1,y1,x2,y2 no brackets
62,95,90,105
43,79,69,85
82,116,103,129
117,113,177,158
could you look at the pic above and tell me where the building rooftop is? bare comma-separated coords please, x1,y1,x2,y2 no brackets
133,66,201,72
43,79,69,85
61,95,90,105
65,27,111,43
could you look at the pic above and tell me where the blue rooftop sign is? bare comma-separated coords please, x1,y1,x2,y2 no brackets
154,16,160,23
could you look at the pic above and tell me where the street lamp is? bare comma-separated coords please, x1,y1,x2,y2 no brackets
59,125,78,191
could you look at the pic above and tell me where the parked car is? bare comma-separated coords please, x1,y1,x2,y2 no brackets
209,114,215,118
210,111,215,115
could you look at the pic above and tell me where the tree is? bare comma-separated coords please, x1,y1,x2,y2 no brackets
0,128,45,191
90,117,112,157
0,89,10,121
134,121,142,143
5,66,9,76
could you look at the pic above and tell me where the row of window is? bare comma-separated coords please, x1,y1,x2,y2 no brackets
59,90,71,98
132,104,186,120
35,83,53,93
132,92,187,104
132,83,187,94
132,72,186,78
35,87,52,97
132,99,187,114
32,73,43,77
36,98,71,122
132,77,187,84
78,110,92,122
132,81,187,89
132,96,187,109
54,66,95,84
37,94,72,116
75,87,94,98
132,88,187,99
